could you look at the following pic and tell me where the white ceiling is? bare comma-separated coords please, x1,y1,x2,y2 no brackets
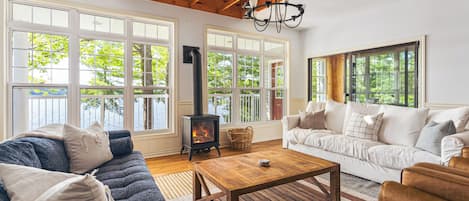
283,0,399,29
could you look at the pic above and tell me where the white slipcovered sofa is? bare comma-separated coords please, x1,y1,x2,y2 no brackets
282,101,469,183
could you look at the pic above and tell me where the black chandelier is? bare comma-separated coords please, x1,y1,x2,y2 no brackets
244,0,304,33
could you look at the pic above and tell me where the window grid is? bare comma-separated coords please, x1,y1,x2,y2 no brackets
7,1,174,136
206,29,287,125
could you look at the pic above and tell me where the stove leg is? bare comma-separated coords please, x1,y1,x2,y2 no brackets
189,149,193,161
215,146,221,157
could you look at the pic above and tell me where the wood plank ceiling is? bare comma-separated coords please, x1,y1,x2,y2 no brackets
152,0,250,18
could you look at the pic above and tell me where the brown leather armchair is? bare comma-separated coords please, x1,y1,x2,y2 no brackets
379,147,469,201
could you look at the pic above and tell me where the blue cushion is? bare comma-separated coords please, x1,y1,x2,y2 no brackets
0,141,41,168
95,151,164,201
0,182,9,201
110,137,133,157
16,137,69,172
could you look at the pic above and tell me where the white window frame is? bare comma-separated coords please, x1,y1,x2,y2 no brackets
205,28,288,125
5,0,176,136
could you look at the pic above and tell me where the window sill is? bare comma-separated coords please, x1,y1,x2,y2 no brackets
219,120,282,130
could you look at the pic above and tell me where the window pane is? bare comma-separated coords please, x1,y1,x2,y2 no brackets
240,90,261,122
157,25,170,40
238,38,260,51
110,19,124,35
11,32,69,84
207,52,233,88
13,4,32,23
133,22,145,37
207,33,232,48
95,16,110,32
12,87,68,135
264,41,284,55
208,89,232,124
32,7,50,25
80,14,94,30
80,89,124,130
264,58,284,88
80,39,124,86
310,58,326,102
134,89,169,131
132,44,169,87
145,24,157,39
265,89,284,120
237,55,260,88
52,10,68,27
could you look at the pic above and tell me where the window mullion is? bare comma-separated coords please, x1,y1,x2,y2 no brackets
124,19,134,132
69,9,80,126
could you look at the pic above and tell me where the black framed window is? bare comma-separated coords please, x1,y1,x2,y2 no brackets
346,42,419,107
307,58,327,102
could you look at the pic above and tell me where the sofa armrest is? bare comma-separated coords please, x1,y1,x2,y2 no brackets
401,165,469,201
379,181,445,201
282,115,300,148
441,130,469,164
107,130,134,157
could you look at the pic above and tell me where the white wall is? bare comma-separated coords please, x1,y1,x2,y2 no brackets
0,0,303,154
300,0,469,105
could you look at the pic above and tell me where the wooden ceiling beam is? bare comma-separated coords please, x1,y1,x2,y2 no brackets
190,0,199,7
219,0,241,12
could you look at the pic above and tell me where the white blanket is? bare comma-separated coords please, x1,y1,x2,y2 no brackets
13,124,65,141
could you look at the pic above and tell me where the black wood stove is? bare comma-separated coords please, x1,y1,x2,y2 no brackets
180,46,220,160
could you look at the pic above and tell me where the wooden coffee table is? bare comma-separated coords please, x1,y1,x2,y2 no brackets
193,149,340,201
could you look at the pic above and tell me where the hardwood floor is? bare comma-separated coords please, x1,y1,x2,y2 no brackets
145,139,283,176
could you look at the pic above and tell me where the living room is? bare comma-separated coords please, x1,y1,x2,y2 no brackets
1,0,468,200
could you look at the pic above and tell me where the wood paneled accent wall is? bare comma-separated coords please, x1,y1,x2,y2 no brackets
326,54,345,103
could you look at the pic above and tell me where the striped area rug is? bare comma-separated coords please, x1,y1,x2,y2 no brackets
154,171,377,201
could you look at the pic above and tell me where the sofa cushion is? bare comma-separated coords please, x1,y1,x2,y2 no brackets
427,107,469,133
343,102,380,133
0,182,8,201
64,123,113,174
325,100,346,133
95,151,164,201
344,112,384,141
0,140,41,168
305,101,325,113
16,137,69,172
415,121,456,155
368,145,440,169
299,110,326,129
287,128,334,146
319,135,384,160
378,105,429,146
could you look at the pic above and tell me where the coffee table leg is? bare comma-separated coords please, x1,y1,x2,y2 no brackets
227,192,239,201
193,171,201,201
329,165,340,201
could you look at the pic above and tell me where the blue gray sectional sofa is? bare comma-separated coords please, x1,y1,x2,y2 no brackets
0,130,165,201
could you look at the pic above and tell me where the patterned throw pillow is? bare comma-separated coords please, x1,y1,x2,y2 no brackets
344,112,384,141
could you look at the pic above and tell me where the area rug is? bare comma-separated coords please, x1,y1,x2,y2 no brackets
154,171,379,201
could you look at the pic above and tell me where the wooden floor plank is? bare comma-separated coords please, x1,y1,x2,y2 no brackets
145,140,282,176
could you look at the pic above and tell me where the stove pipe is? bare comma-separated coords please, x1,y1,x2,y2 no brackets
183,46,203,115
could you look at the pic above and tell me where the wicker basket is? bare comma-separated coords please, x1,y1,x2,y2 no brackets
227,126,254,151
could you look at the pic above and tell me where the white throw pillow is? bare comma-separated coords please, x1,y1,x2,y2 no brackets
344,112,384,141
342,102,380,133
325,100,346,133
427,107,469,133
378,105,429,146
305,101,326,113
64,122,113,174
0,163,113,201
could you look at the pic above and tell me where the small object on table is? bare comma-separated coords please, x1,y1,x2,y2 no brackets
259,159,270,167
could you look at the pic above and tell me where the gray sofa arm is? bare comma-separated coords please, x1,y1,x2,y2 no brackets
441,130,469,165
282,115,300,148
108,130,134,157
